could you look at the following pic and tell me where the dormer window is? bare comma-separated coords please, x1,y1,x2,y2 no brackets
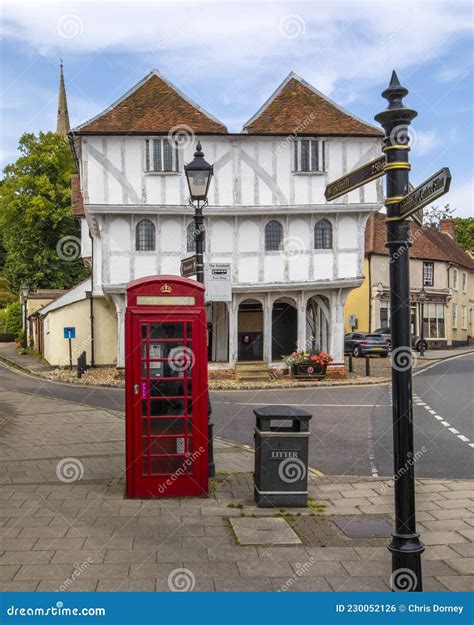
294,139,325,173
145,139,179,173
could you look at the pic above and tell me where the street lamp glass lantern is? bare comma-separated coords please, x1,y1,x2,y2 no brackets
419,286,427,301
184,142,213,202
20,284,30,301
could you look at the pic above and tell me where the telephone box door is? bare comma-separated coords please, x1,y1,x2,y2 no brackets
125,279,208,498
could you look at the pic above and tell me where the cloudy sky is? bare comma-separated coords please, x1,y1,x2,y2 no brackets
1,0,472,215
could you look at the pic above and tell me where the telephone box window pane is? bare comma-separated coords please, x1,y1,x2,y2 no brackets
150,322,184,339
141,400,148,417
148,341,188,359
141,324,148,339
150,380,192,398
150,457,190,475
148,437,183,456
150,398,191,416
143,418,190,436
141,362,149,378
148,361,192,378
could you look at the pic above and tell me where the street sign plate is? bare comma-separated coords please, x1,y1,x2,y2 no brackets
399,167,451,220
205,263,232,302
410,208,423,227
64,327,76,339
180,256,197,277
325,155,385,201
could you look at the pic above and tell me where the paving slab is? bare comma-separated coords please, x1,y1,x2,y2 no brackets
230,518,301,546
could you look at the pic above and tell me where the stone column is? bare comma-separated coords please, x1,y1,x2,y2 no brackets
228,297,238,366
329,289,348,365
110,293,126,369
262,295,273,364
297,293,307,351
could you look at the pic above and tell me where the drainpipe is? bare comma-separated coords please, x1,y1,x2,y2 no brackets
87,230,95,367
367,253,372,331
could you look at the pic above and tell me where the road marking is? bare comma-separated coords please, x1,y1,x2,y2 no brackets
413,393,471,449
214,401,390,407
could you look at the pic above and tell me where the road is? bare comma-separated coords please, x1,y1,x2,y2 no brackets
0,353,472,479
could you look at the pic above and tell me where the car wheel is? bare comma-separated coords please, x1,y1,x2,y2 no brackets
417,340,428,353
353,346,361,358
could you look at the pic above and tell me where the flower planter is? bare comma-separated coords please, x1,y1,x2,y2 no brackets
291,362,327,380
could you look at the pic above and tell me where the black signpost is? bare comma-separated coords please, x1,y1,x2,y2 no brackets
374,71,424,592
324,70,452,593
324,155,385,201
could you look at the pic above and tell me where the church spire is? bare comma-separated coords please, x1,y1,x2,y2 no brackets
56,60,70,137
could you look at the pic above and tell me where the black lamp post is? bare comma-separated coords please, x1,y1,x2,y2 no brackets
419,287,427,357
184,142,215,478
20,284,30,349
375,71,424,591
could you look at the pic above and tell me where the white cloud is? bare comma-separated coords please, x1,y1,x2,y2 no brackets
412,130,441,157
441,179,473,218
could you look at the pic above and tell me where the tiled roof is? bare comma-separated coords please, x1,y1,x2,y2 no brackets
243,73,383,136
74,71,227,134
71,174,84,216
366,212,474,271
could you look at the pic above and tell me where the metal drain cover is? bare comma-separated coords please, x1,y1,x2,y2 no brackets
334,518,392,538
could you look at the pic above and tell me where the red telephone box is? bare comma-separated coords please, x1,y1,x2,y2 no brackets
125,276,208,498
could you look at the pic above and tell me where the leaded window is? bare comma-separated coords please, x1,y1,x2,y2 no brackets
265,220,283,251
187,222,205,253
145,139,179,172
136,219,156,251
314,219,332,249
294,139,325,172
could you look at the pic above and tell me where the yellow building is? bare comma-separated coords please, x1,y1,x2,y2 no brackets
345,214,474,347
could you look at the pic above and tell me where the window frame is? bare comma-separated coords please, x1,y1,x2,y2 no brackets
451,304,457,329
135,219,156,252
461,305,467,329
145,138,180,174
462,271,467,293
422,261,434,287
264,220,284,252
186,221,206,254
293,138,326,173
452,268,458,290
314,218,333,250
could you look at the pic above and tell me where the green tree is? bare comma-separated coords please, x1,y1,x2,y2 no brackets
0,132,89,292
453,217,474,252
0,277,15,307
3,301,22,335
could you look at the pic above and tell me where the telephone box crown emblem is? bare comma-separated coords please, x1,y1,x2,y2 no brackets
160,283,172,294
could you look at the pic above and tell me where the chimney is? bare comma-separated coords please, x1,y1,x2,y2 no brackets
439,218,455,239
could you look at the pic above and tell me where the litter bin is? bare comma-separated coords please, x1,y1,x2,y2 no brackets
254,405,312,508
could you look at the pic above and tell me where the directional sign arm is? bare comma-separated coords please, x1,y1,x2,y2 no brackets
325,156,386,202
399,167,451,220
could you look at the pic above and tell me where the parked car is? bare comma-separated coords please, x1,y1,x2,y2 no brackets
344,332,389,357
373,327,428,353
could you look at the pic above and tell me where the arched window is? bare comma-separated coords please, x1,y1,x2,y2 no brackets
265,220,283,251
187,222,205,253
314,219,332,249
135,219,155,251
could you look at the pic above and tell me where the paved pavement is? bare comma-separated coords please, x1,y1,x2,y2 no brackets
0,352,472,479
0,387,472,592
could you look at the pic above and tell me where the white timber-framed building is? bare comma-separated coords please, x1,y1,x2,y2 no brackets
43,69,385,373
